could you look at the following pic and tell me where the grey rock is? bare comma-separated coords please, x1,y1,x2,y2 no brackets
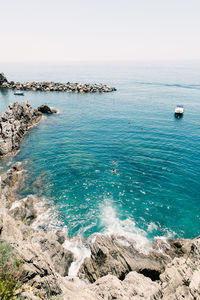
0,73,8,86
0,213,74,298
38,104,56,114
160,236,200,300
0,102,42,156
0,72,117,93
79,235,166,283
88,272,162,300
10,195,38,225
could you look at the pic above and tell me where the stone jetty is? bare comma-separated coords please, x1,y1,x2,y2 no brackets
0,102,56,156
0,72,116,93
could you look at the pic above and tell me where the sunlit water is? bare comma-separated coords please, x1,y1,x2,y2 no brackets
0,61,200,247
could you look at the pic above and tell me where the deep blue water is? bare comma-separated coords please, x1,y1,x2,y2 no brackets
0,61,200,241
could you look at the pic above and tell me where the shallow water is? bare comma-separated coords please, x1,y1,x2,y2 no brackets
0,61,200,244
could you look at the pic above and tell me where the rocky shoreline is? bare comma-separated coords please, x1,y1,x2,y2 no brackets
0,102,199,299
0,102,57,156
0,73,116,93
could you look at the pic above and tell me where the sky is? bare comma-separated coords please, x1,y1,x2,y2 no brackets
0,0,200,62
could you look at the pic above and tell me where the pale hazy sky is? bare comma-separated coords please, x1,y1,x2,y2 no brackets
1,0,200,62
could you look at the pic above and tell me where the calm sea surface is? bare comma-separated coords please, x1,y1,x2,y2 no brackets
0,61,200,242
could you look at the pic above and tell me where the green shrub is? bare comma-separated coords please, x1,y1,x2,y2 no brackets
0,240,22,299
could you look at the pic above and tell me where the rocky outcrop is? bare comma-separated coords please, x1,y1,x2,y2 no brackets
79,235,168,283
0,102,42,156
87,272,162,300
0,73,8,85
160,236,200,299
9,195,38,225
38,104,57,114
0,73,116,93
0,213,74,298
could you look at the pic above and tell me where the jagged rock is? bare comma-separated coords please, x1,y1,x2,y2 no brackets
0,102,42,156
0,73,8,86
0,213,74,298
88,272,162,300
10,195,38,225
160,237,200,300
38,104,56,114
79,235,166,283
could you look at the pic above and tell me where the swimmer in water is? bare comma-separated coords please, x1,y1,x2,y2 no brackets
113,168,117,174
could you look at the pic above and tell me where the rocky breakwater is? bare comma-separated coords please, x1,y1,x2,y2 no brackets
0,72,116,93
0,102,57,156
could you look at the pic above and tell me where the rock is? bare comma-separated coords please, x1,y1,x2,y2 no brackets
9,195,38,225
37,104,56,114
88,272,162,300
0,72,117,93
0,102,42,156
0,73,8,86
79,235,166,283
160,236,200,300
0,213,74,298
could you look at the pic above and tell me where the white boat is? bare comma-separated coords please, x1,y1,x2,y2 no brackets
14,90,24,96
174,105,184,117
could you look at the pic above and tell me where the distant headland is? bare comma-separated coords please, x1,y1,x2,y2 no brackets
0,72,116,93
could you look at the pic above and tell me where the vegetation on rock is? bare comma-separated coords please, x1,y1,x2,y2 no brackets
0,241,23,299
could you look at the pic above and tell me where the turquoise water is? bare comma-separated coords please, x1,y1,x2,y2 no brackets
0,61,200,241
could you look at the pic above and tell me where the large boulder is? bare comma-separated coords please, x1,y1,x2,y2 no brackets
37,104,57,114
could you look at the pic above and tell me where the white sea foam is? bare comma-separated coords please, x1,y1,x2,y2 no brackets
64,236,91,276
31,196,63,231
100,202,152,254
147,222,158,232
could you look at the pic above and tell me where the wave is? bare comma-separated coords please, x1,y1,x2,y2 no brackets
64,236,91,276
99,202,152,254
134,81,200,90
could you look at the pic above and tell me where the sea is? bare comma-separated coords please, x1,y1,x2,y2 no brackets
0,61,200,273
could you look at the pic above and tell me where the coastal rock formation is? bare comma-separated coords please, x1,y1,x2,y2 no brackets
88,272,162,300
0,73,116,93
160,236,200,299
0,213,75,298
0,72,8,85
9,195,38,225
0,101,199,299
0,162,200,299
79,235,167,283
0,102,42,156
38,104,57,114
